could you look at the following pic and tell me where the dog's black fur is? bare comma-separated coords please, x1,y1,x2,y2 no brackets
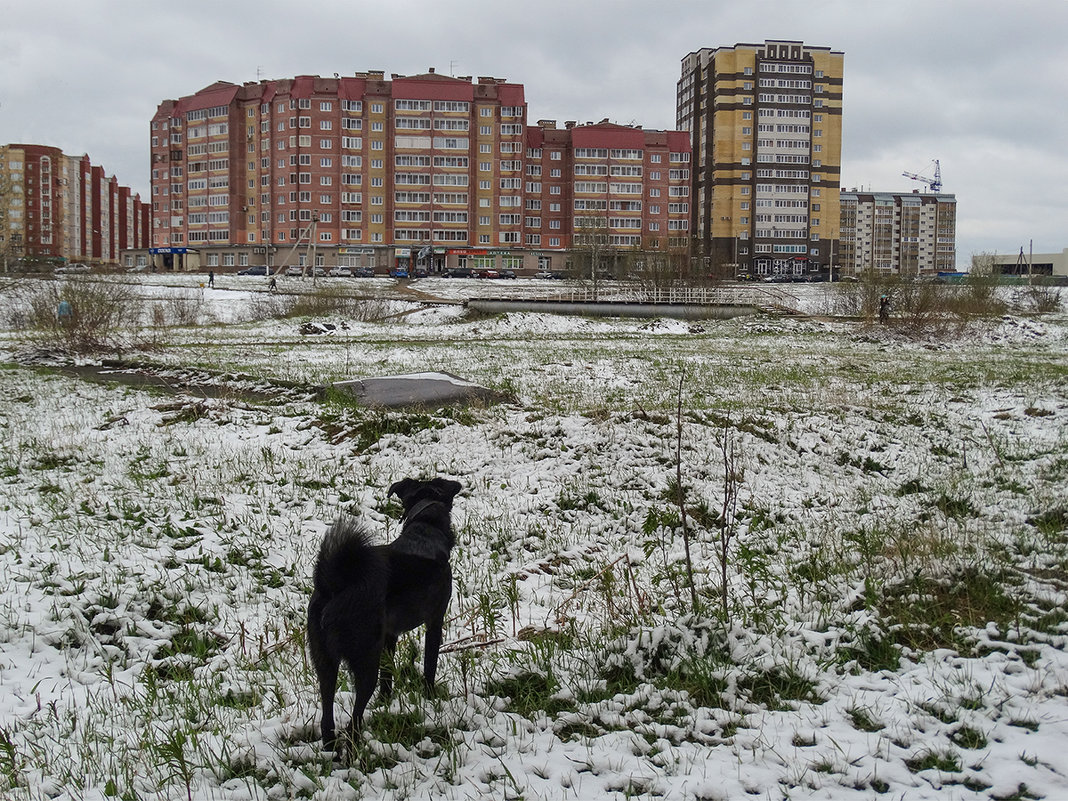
307,477,462,749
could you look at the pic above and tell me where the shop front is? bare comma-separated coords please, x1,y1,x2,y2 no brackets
149,247,195,272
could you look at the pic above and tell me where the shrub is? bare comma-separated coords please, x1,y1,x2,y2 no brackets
830,272,1006,336
19,278,141,354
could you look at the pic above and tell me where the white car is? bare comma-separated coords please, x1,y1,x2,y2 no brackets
55,262,90,274
328,266,352,277
285,266,304,276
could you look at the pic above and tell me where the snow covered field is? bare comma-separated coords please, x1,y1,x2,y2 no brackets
0,276,1066,800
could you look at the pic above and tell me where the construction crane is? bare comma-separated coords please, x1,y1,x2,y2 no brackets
902,160,942,192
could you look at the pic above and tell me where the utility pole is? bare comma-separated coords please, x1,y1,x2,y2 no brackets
275,213,319,276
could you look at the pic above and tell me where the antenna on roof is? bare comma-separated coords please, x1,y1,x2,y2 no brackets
449,60,458,76
256,66,264,81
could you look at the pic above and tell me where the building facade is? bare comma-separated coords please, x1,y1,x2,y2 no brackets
677,40,844,278
0,144,150,269
986,248,1067,279
141,72,691,274
838,190,956,276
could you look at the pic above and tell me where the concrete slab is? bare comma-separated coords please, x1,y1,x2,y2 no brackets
332,371,511,408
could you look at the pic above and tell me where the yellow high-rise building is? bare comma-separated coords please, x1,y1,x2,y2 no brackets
678,40,844,278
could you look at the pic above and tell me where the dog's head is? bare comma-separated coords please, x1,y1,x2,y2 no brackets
388,477,462,517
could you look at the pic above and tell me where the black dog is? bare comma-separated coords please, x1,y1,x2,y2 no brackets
307,477,462,750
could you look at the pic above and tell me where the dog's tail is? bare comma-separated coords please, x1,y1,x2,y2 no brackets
312,517,388,599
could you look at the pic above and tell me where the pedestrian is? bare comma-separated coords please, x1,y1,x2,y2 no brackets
879,295,890,325
208,269,215,288
268,276,277,292
57,299,73,325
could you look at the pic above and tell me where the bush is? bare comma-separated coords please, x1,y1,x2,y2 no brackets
1017,283,1063,314
248,286,392,322
19,278,141,354
830,272,1007,336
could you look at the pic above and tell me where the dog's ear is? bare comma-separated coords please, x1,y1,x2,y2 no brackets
388,478,419,504
430,478,462,504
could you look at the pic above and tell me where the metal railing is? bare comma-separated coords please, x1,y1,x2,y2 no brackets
545,283,801,312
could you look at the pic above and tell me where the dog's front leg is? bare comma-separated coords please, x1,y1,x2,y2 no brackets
423,618,444,695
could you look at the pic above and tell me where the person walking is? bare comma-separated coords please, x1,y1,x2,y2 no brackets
208,270,215,288
879,295,890,325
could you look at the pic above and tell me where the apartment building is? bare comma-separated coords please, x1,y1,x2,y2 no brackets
677,40,844,278
142,72,691,274
0,144,150,268
838,190,957,276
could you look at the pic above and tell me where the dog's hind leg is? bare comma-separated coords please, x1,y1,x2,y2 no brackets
345,645,382,743
314,656,340,750
308,595,342,749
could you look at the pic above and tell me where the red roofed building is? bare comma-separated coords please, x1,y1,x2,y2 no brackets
141,70,692,276
0,143,149,269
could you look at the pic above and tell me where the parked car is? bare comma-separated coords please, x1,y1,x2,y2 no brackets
413,267,429,278
238,265,267,276
499,269,517,279
390,267,409,279
534,271,554,279
286,266,304,276
475,269,500,279
311,266,326,277
446,268,473,278
55,262,90,274
354,266,375,277
328,266,352,277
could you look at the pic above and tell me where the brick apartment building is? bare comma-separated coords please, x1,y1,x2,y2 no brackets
677,40,844,279
1,144,150,269
139,71,692,275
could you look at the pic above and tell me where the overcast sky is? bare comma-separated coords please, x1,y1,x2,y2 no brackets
2,0,1065,267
